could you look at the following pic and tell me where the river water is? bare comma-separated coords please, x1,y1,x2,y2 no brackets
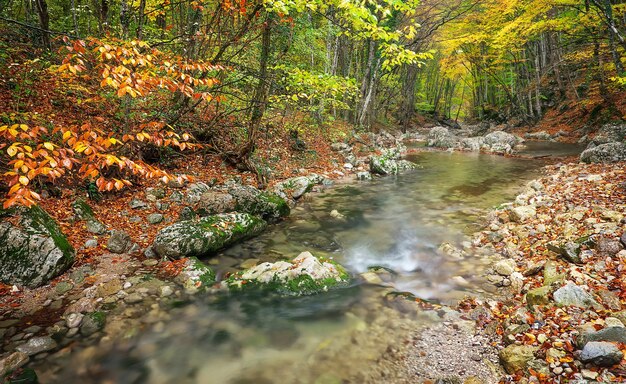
45,143,582,383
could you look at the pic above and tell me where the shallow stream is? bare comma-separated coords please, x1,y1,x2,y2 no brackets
45,143,582,383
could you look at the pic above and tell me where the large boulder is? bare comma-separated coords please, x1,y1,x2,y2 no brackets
580,341,623,366
580,142,626,163
588,122,626,146
227,184,290,221
195,191,236,215
0,206,75,288
152,212,267,259
427,126,459,148
223,251,351,296
553,282,596,308
483,131,520,148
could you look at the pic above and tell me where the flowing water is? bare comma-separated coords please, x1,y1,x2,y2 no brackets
43,144,581,384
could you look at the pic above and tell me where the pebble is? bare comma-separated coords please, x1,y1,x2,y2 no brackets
160,286,174,297
553,366,563,375
123,282,132,289
124,293,143,304
66,313,84,329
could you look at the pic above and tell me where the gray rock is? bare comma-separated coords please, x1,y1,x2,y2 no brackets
175,257,216,292
147,213,164,224
459,137,484,151
55,281,73,294
124,293,143,304
15,336,57,356
553,282,596,308
85,219,107,235
153,212,267,259
508,206,536,223
0,351,29,376
273,174,323,200
499,344,538,374
525,131,552,140
577,326,626,348
84,239,98,248
185,182,212,204
228,184,290,221
547,241,582,264
129,198,149,209
0,206,75,288
196,191,236,215
596,237,623,257
483,131,520,148
169,191,184,203
369,149,418,176
331,142,350,152
580,142,626,163
580,341,623,366
107,230,133,254
65,313,84,329
145,187,166,201
494,259,516,276
587,122,626,146
80,312,106,336
356,171,372,181
427,127,459,148
178,206,197,221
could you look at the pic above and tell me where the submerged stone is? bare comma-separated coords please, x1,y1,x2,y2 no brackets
223,251,350,296
0,206,75,288
152,212,267,259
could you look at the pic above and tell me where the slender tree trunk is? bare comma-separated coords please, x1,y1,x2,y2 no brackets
34,0,50,49
398,64,418,132
136,0,146,39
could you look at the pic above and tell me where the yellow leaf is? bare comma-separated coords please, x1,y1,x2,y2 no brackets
19,176,29,185
19,124,28,131
7,146,17,157
63,131,72,140
43,142,54,150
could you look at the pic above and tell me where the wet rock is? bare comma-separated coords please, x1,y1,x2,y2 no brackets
580,142,626,163
129,198,148,209
147,213,164,224
16,336,57,356
580,341,623,366
526,286,552,307
356,171,372,181
175,257,216,292
369,148,417,176
153,212,267,259
107,230,134,254
494,259,516,276
508,206,536,223
329,209,346,221
499,344,538,374
80,311,106,336
483,131,520,148
240,258,259,269
223,251,350,296
0,205,75,288
0,351,29,376
273,174,324,200
553,282,596,308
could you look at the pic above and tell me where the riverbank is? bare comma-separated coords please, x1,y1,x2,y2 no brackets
466,161,626,382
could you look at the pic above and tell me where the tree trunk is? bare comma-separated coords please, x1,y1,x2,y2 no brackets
34,0,50,50
136,0,147,39
398,64,418,132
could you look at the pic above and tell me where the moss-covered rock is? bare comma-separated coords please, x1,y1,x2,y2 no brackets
152,212,267,259
273,174,325,200
175,257,216,292
223,251,351,296
369,148,419,176
72,199,107,235
228,184,290,221
0,206,75,288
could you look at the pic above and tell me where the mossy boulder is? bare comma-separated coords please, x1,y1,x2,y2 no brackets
369,148,418,176
273,174,325,200
223,251,351,296
152,212,267,259
72,199,107,235
0,206,75,288
228,184,290,221
175,257,216,292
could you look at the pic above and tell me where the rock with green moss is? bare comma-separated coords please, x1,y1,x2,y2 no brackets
223,251,351,296
273,174,325,200
152,212,267,259
369,148,418,176
175,257,216,292
228,184,290,221
72,199,107,234
0,206,75,288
